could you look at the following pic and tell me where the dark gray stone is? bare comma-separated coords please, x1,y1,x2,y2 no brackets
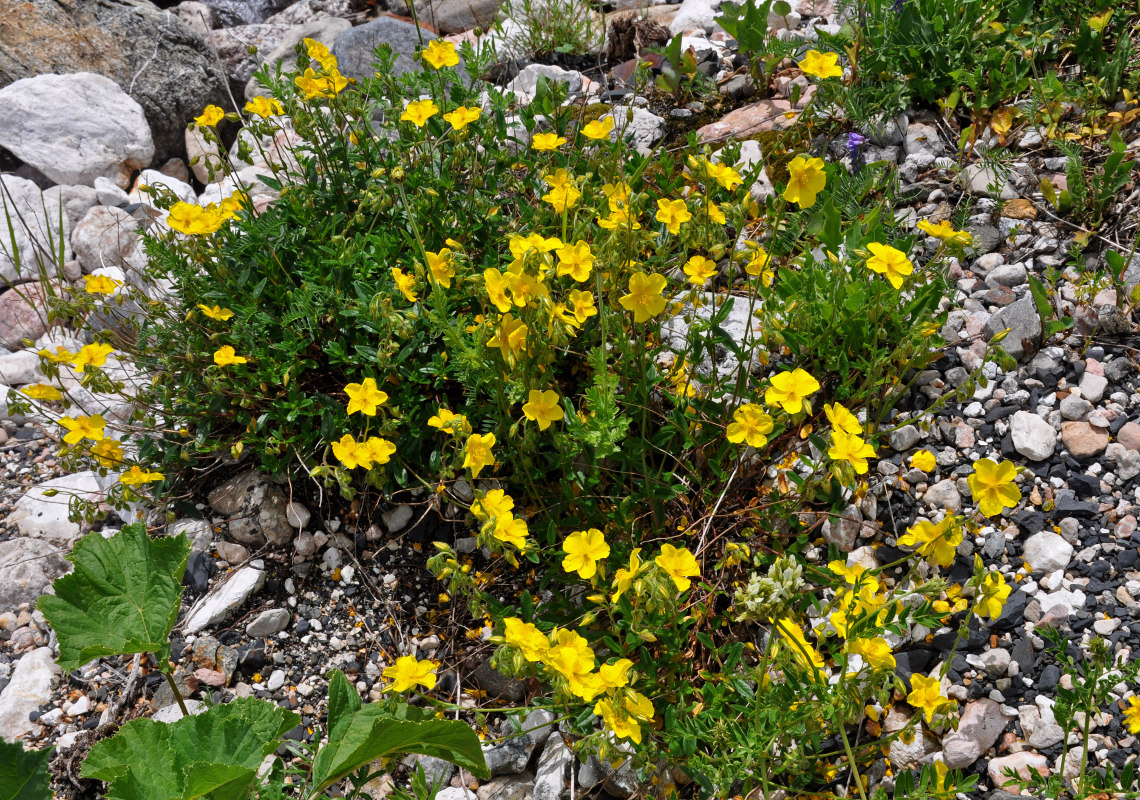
983,297,1041,361
200,0,295,27
333,16,462,83
470,658,525,703
0,0,231,164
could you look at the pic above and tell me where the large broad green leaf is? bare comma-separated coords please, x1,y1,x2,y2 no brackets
82,697,299,800
325,670,362,744
0,741,53,800
309,704,489,796
38,524,189,671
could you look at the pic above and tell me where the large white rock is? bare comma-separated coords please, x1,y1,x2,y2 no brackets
0,73,154,189
1023,531,1073,574
183,562,266,633
6,471,104,547
0,647,60,742
604,106,666,156
0,175,71,286
1010,410,1056,461
128,169,197,206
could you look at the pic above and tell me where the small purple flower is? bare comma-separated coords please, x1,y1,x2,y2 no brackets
846,131,867,173
891,0,905,12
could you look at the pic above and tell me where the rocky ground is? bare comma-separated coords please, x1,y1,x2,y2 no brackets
1,0,1140,797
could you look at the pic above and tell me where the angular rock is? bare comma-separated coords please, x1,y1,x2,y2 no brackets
0,647,60,742
0,538,70,612
0,0,230,164
208,470,294,547
333,16,451,83
71,206,140,274
414,0,501,34
241,17,352,100
1023,531,1073,574
605,106,666,156
1106,442,1140,481
6,471,103,547
199,0,295,27
533,735,570,800
940,698,1004,769
183,562,266,633
506,64,583,105
697,98,796,142
988,751,1049,790
0,73,153,188
246,607,290,637
983,296,1041,361
924,479,961,512
1010,411,1056,461
483,736,531,776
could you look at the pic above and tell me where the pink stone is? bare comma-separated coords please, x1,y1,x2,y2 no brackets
0,283,57,348
194,668,226,687
988,752,1049,792
696,98,797,143
1117,422,1140,452
1061,421,1110,459
1085,358,1104,376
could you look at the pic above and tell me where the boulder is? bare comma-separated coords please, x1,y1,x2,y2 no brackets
0,283,56,349
199,0,295,27
207,470,294,546
332,16,450,83
6,471,104,548
243,17,353,100
0,0,230,164
0,73,153,189
413,0,502,34
72,206,141,274
205,22,295,97
0,647,60,743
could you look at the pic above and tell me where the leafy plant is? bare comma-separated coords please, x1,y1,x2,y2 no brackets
654,34,702,105
0,740,53,800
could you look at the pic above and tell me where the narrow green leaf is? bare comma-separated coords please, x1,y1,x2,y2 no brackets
38,524,189,671
310,710,489,795
0,741,54,800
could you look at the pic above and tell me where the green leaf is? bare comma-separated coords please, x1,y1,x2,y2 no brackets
326,670,362,744
0,741,53,800
37,524,189,671
82,697,299,800
309,709,489,795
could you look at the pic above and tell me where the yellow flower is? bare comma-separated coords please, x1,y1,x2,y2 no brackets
568,289,596,323
917,219,973,246
594,696,644,743
483,268,513,312
709,161,742,191
463,432,496,478
401,98,440,127
546,628,595,679
244,96,284,118
421,40,459,69
598,659,633,691
701,200,726,225
492,515,529,549
898,517,962,568
531,132,567,151
71,342,114,373
866,242,915,290
745,247,772,282
847,637,895,671
84,274,121,295
655,543,699,591
486,314,528,363
655,198,692,235
764,368,820,414
824,403,862,435
581,117,614,140
1123,697,1140,735
975,571,1012,621
726,403,774,448
197,304,234,321
38,346,75,364
910,449,937,472
522,389,564,431
611,548,644,602
423,248,455,287
21,384,62,402
967,458,1021,517
798,49,843,79
427,408,470,436
383,655,437,692
472,489,514,523
59,414,105,444
683,255,717,286
360,436,397,467
619,271,668,323
542,184,581,212
556,241,594,282
304,38,338,71
391,267,419,302
120,465,164,485
563,528,610,580
442,106,481,132
828,430,876,474
194,105,225,127
213,346,248,366
294,67,348,99
167,202,226,235
344,377,388,416
91,438,124,468
332,434,365,469
773,616,826,673
782,156,827,208
503,617,549,662
907,673,952,723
